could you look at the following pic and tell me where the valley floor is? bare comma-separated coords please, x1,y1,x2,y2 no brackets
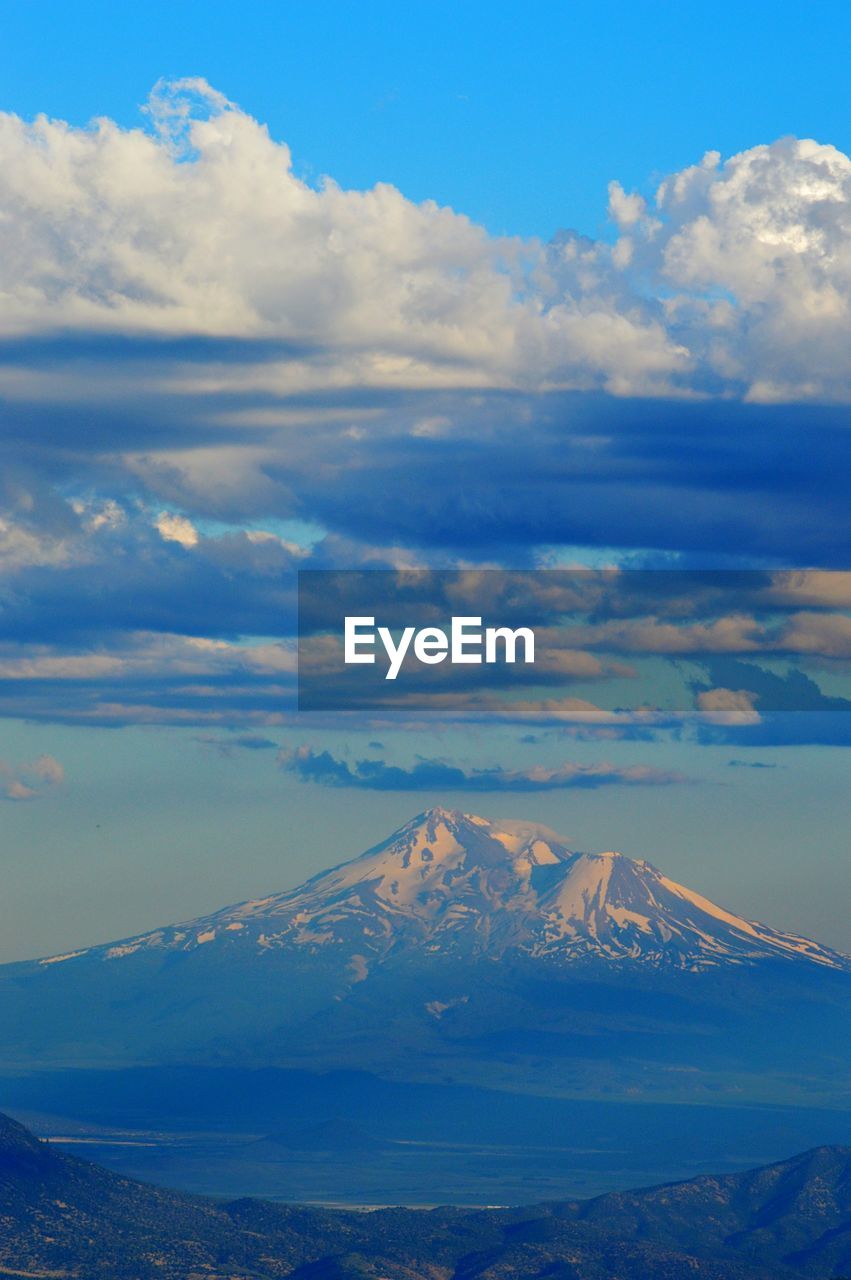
14,1107,851,1207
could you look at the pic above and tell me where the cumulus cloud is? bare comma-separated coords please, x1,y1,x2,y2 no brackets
0,79,682,395
655,140,851,402
551,138,851,402
279,745,687,791
0,754,65,800
777,611,851,659
155,512,199,547
3,82,851,403
696,687,761,726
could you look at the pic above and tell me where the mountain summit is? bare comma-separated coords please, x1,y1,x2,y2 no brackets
41,806,849,975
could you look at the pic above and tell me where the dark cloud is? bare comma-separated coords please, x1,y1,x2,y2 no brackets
699,713,851,748
4,381,851,571
690,657,851,713
556,724,664,742
281,396,851,566
195,733,279,756
279,746,688,792
727,759,778,769
0,524,300,645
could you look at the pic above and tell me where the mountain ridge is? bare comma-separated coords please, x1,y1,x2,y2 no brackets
1,1109,851,1279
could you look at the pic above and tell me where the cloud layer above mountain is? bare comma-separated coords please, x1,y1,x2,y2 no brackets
2,81,851,728
279,745,687,791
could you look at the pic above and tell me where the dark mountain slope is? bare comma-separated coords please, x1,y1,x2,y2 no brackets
2,1111,851,1279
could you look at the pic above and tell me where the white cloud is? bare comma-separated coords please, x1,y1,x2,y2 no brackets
30,754,65,785
0,754,65,800
696,688,762,726
155,511,199,547
3,779,37,801
0,78,687,397
1,81,850,426
0,633,296,682
608,180,650,230
763,571,851,609
778,611,851,659
0,515,75,571
653,138,851,401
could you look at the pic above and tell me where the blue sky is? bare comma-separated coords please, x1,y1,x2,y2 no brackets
0,2,850,962
3,0,851,239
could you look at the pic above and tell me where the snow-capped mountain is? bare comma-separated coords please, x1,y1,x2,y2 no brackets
3,809,849,1105
37,807,850,974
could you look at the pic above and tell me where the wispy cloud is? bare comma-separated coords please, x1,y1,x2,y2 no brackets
727,759,777,769
195,733,278,756
279,745,689,791
0,754,65,801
